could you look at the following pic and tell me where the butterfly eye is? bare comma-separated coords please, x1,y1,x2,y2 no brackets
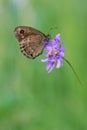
20,30,24,34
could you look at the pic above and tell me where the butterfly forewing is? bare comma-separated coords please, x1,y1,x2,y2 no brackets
14,26,50,59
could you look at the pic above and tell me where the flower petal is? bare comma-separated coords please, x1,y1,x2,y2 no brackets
48,63,55,73
56,34,60,42
41,58,48,62
56,58,61,68
60,50,65,57
46,63,52,71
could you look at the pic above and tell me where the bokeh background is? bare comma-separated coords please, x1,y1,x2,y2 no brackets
0,0,87,130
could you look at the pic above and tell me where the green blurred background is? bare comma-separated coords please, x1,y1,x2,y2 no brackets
0,0,87,130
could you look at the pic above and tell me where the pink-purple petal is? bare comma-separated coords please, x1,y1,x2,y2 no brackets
46,63,52,71
56,59,61,68
56,34,60,41
60,51,65,57
48,63,55,73
41,58,48,62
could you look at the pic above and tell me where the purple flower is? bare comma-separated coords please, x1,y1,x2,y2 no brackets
41,34,65,73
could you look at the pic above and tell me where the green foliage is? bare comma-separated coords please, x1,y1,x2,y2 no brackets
0,0,87,129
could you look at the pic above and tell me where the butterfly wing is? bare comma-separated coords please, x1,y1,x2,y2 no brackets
14,26,49,59
19,34,45,59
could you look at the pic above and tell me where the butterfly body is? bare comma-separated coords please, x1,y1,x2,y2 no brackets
14,26,50,59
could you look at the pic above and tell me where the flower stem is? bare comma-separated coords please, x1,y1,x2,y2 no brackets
63,57,83,87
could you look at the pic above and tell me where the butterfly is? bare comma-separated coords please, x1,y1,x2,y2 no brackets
14,26,50,59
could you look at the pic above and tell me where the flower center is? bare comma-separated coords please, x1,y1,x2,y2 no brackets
52,47,57,55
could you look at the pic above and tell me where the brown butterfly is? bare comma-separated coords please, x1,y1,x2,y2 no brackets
14,26,50,59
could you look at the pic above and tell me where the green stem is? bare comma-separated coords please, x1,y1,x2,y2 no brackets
63,57,83,87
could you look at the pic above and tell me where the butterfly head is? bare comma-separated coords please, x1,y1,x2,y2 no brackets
45,34,51,41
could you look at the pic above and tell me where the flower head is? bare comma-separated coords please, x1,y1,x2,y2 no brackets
41,34,65,73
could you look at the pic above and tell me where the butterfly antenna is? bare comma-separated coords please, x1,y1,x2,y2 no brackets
48,26,58,35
